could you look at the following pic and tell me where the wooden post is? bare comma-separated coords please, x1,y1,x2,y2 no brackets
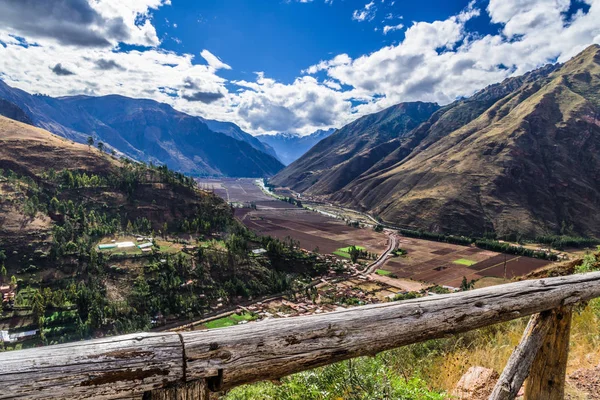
489,311,554,400
524,306,573,400
143,380,210,400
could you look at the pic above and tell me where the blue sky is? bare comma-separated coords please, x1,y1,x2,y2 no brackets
0,0,598,135
155,0,482,84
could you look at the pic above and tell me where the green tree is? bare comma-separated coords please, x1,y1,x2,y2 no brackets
349,246,360,264
97,142,105,153
49,197,60,214
0,264,6,283
460,276,475,291
87,136,94,148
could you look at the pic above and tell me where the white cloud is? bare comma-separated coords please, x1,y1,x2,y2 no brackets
352,1,377,22
0,0,599,137
383,23,404,34
200,49,232,70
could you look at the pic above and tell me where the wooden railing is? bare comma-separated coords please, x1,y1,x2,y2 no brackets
2,271,600,400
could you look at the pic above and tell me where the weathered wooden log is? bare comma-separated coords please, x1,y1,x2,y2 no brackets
524,306,573,400
488,310,554,400
143,380,209,400
182,272,600,390
0,332,184,400
1,272,599,399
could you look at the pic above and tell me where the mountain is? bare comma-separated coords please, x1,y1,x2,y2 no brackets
198,116,279,160
0,80,284,177
0,114,231,254
273,45,600,238
0,99,33,125
0,114,326,342
256,128,336,165
271,102,440,193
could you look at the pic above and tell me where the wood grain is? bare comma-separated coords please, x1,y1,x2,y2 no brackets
488,311,553,400
0,272,598,399
524,306,573,400
0,332,184,399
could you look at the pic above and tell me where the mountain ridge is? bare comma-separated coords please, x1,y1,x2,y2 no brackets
256,128,336,165
272,45,600,237
0,81,284,177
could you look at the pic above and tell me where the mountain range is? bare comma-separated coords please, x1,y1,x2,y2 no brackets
272,45,600,238
256,128,336,165
0,80,284,177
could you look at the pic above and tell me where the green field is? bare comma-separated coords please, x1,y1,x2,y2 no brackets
453,258,477,266
204,312,256,329
376,269,392,276
333,245,366,259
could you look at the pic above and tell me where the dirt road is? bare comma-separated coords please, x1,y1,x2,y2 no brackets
365,230,397,275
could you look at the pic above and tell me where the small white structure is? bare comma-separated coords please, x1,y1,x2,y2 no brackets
0,329,38,343
117,241,136,248
138,242,153,249
252,248,267,255
0,330,10,343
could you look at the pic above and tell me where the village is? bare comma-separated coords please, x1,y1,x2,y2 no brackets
176,251,453,332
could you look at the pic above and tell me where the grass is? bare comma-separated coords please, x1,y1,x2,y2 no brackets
453,258,477,266
376,269,392,276
333,245,365,259
198,239,226,249
204,312,256,329
332,250,351,258
474,277,509,289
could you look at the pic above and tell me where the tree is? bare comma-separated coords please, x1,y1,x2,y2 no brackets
349,246,360,264
460,276,475,291
0,264,6,283
87,136,94,148
97,142,105,152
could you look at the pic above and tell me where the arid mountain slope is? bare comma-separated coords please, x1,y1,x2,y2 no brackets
0,81,284,177
271,102,440,193
274,45,600,237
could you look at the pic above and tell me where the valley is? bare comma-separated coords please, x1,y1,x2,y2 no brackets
196,178,558,289
1,2,600,399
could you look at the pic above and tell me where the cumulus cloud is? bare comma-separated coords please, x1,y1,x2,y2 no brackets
0,0,168,48
182,91,224,103
0,0,600,137
51,63,76,76
94,58,125,70
303,0,600,116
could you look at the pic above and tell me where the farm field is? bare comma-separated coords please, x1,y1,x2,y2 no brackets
385,237,552,287
201,179,553,289
198,179,390,257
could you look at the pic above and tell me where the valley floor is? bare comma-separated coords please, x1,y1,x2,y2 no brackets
196,178,559,288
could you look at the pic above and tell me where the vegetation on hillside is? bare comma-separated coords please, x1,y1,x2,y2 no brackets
0,160,336,348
